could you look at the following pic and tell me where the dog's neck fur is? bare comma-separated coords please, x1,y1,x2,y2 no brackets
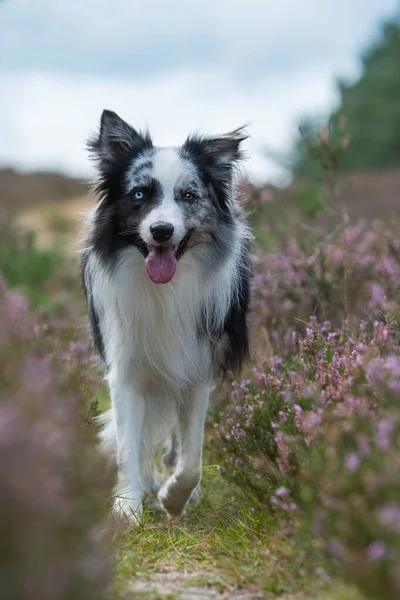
85,215,247,392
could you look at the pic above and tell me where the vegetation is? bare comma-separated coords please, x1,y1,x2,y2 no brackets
293,15,400,177
1,129,399,598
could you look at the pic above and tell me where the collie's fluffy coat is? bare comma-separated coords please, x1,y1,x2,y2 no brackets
81,110,253,520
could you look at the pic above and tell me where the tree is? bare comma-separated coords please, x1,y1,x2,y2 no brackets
293,16,400,177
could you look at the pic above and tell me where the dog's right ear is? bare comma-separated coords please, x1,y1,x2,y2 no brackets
88,110,152,174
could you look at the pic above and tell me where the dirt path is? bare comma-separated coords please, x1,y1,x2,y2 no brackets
128,568,267,599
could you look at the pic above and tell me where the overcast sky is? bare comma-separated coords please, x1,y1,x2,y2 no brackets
0,0,398,184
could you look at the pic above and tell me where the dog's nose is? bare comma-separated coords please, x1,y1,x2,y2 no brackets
150,222,174,243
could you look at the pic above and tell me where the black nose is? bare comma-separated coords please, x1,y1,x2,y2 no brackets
150,222,174,243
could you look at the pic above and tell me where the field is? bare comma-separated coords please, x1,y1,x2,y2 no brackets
1,161,399,600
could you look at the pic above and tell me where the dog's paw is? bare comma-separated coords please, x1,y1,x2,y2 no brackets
144,494,163,511
158,484,187,518
158,472,200,518
113,496,143,525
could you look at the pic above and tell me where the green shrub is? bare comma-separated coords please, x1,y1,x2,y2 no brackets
0,223,65,306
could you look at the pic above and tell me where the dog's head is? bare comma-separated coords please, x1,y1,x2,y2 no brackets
88,110,248,283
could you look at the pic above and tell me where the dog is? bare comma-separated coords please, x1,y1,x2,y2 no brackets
81,109,253,521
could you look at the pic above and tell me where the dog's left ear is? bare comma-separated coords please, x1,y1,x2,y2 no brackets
199,127,249,166
183,126,248,169
182,127,249,176
183,127,249,210
88,109,152,174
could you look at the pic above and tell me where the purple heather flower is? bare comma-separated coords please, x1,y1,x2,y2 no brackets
386,355,400,378
366,540,387,562
278,410,288,423
260,188,273,203
366,357,386,387
315,567,331,583
344,452,361,472
376,419,394,450
376,502,400,532
328,539,346,560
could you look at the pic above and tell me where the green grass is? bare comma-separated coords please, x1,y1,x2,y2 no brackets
111,463,362,599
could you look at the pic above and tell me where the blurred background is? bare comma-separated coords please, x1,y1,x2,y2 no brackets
1,0,399,245
0,0,399,182
2,2,400,600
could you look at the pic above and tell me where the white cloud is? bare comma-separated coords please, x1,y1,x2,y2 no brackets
0,0,398,183
1,0,397,80
0,67,338,184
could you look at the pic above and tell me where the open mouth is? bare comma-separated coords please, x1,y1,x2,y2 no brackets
137,230,193,284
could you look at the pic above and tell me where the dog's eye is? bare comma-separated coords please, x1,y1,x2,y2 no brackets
182,191,195,201
133,190,144,200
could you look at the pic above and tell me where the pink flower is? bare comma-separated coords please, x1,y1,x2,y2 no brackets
344,452,361,472
318,126,330,145
368,282,386,308
366,357,385,387
278,410,287,423
376,419,394,450
260,188,273,203
386,355,400,378
315,567,331,583
376,502,400,532
366,540,387,562
329,539,346,559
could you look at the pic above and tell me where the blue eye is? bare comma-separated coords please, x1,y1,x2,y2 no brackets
134,190,144,200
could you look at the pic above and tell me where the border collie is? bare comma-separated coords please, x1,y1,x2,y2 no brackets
81,110,253,521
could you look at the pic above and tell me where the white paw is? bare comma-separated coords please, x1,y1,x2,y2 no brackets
113,495,143,524
158,471,200,518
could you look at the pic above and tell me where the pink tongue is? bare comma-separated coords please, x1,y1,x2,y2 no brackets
146,246,177,284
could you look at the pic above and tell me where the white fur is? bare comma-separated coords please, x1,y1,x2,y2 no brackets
139,148,196,247
88,212,248,521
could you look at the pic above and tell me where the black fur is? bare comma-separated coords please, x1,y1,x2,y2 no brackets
85,110,156,270
181,127,248,214
81,250,107,365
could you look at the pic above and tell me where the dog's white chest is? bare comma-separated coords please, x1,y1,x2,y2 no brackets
103,250,209,387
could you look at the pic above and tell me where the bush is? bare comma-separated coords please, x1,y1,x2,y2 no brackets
0,223,66,306
212,219,400,600
253,219,400,353
0,275,114,600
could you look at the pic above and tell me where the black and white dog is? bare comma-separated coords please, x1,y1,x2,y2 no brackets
81,110,253,521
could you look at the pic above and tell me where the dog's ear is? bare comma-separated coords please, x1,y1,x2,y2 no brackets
182,127,249,210
88,110,152,174
183,126,249,168
198,127,249,166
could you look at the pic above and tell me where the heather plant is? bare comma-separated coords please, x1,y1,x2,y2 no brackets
0,275,114,600
299,117,351,192
252,219,400,354
213,295,400,599
213,128,400,599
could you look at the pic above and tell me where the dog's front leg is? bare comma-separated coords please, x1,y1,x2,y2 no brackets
108,370,145,523
158,383,210,518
